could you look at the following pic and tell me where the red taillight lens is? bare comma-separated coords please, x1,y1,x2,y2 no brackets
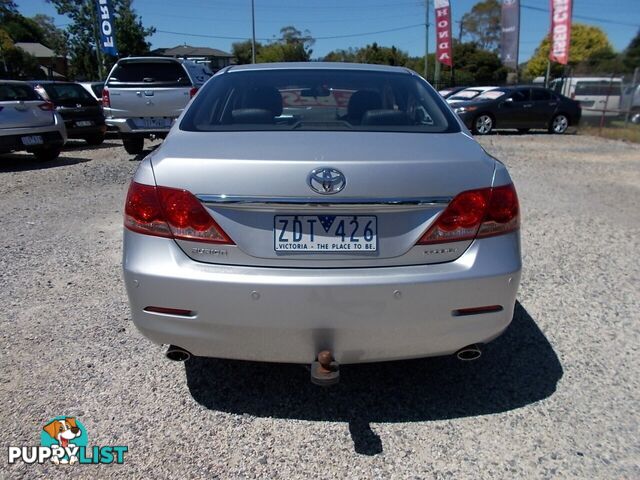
102,88,110,108
417,184,519,245
124,181,234,244
189,87,198,98
38,101,55,111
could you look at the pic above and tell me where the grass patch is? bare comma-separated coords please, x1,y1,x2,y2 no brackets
579,121,640,143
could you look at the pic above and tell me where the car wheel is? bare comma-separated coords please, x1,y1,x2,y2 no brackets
630,110,640,125
549,114,569,134
473,114,493,135
32,146,62,162
85,133,105,146
122,135,144,155
518,128,530,134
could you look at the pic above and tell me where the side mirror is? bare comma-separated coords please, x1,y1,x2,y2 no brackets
505,97,514,103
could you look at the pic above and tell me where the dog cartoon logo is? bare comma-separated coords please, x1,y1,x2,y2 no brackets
41,417,87,465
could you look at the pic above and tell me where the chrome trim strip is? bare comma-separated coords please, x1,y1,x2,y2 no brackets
196,195,452,206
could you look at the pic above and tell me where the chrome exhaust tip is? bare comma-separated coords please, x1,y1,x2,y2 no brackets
165,345,191,362
456,344,481,361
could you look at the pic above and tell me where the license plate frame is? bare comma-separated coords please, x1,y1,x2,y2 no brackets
134,117,172,129
274,215,378,252
21,135,43,146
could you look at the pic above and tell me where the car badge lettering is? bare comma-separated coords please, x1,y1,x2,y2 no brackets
307,167,346,195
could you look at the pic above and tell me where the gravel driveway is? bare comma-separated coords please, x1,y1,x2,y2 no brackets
1,133,638,479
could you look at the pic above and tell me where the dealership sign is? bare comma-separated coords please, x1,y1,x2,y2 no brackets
434,0,453,66
96,0,119,56
500,0,520,69
549,0,572,64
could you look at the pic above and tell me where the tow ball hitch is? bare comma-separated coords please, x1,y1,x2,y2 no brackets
310,350,340,386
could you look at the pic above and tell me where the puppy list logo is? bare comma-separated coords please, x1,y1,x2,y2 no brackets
7,416,128,465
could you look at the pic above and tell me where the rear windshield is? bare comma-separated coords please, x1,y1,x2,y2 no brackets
0,83,39,101
180,69,459,133
90,83,104,97
449,89,485,101
107,61,191,87
575,81,621,96
42,83,94,102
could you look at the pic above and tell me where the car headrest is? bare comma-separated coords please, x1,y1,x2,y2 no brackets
231,109,276,124
347,90,383,123
242,86,283,117
361,109,411,126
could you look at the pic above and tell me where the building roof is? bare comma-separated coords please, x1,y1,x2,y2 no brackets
160,45,233,58
15,42,56,58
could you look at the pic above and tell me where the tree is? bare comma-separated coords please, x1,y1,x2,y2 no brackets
257,26,314,63
623,30,640,72
444,41,507,85
232,39,262,65
32,14,68,56
48,0,155,80
524,24,615,78
323,48,357,63
460,0,501,52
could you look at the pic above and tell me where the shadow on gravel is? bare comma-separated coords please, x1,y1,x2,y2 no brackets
63,140,121,151
185,302,562,455
0,154,90,172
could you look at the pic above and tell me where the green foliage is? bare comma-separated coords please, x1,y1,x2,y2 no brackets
624,30,640,72
32,14,68,56
48,0,155,80
231,39,261,65
524,24,615,78
256,26,314,63
460,0,501,52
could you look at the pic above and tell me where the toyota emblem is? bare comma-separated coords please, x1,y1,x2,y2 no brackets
307,167,346,195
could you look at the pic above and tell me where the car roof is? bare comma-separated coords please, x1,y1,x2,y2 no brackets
226,62,414,75
0,79,32,85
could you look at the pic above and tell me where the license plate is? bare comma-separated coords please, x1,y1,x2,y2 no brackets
134,117,172,129
75,120,93,127
21,135,43,146
274,215,377,252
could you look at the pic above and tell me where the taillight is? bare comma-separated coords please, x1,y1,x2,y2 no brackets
38,101,55,111
124,181,234,244
189,87,198,98
102,88,110,108
417,184,519,244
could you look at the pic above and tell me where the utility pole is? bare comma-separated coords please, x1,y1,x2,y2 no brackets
251,0,256,63
424,0,430,81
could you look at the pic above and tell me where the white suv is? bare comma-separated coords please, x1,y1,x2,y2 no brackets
102,57,212,154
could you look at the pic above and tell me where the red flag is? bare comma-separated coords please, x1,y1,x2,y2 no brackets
435,0,453,67
549,0,572,65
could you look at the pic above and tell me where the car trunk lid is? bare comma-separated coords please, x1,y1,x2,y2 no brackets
151,131,496,267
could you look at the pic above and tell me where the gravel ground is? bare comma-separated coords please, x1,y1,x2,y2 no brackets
0,133,638,479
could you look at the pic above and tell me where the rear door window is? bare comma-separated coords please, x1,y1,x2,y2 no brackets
0,83,39,101
107,62,191,87
509,89,531,102
575,82,621,96
532,89,551,101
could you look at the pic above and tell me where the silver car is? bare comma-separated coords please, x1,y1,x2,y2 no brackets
0,80,67,161
123,63,521,384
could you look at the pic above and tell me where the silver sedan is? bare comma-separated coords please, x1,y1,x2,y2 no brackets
122,63,521,384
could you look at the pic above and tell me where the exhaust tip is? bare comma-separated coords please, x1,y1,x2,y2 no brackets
165,345,191,362
456,344,481,361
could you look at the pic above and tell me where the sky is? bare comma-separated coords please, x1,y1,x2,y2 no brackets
15,0,640,63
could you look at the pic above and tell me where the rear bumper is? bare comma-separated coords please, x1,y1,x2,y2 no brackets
0,113,67,153
105,117,174,134
123,230,521,364
64,121,106,139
